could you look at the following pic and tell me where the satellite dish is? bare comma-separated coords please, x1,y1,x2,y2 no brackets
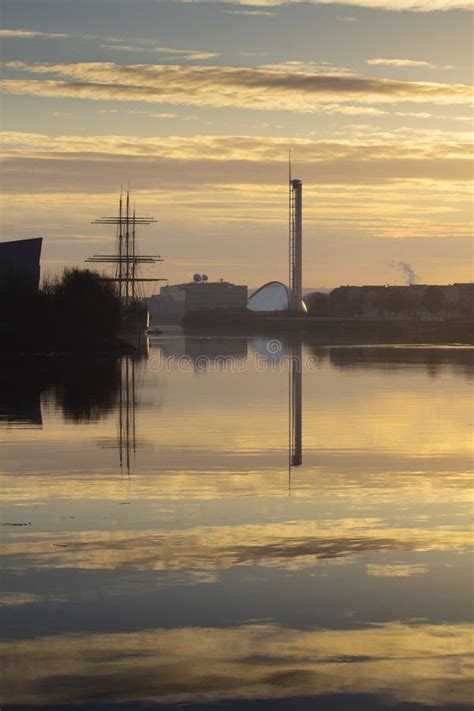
193,273,202,283
202,274,208,282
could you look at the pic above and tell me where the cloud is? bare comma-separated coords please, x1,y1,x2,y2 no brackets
2,130,471,162
315,105,458,119
167,0,474,11
366,563,430,576
367,57,453,69
0,592,66,606
0,28,218,60
0,123,471,252
151,112,178,118
0,130,471,235
1,61,472,113
0,28,68,38
318,104,387,115
223,8,277,14
0,130,471,250
259,60,356,75
0,129,471,200
100,44,219,60
127,109,180,118
0,28,95,39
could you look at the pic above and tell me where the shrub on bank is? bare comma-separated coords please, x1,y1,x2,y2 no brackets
0,268,122,353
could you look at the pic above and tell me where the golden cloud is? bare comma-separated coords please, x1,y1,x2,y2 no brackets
0,29,70,38
1,132,472,201
172,0,474,9
366,562,431,576
2,61,473,110
2,130,472,159
0,592,66,606
367,57,453,69
100,44,219,60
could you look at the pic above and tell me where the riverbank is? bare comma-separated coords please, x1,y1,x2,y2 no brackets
182,311,474,344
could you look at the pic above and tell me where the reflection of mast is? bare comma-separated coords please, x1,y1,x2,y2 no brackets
289,338,303,468
118,356,136,475
96,347,149,471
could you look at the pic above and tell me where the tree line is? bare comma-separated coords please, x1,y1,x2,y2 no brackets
0,268,122,353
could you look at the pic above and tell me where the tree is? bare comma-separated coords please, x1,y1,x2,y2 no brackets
1,268,122,353
52,268,122,347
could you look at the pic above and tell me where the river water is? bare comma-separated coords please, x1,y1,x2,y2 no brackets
1,332,472,710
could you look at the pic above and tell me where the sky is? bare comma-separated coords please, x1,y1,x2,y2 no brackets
0,0,472,289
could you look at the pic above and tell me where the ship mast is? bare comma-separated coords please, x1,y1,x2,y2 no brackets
86,190,166,304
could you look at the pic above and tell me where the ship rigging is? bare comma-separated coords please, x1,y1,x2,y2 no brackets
86,190,166,304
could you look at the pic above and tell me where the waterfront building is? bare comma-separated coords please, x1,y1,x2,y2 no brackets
156,278,248,323
0,237,42,289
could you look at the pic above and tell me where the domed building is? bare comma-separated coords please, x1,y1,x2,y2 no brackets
248,281,307,312
247,281,289,312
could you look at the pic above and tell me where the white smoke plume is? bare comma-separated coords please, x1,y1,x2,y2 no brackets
389,261,418,285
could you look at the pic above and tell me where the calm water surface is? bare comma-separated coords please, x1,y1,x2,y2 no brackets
0,333,472,710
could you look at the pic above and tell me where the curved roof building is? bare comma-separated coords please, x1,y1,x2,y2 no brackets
247,281,289,312
248,280,307,312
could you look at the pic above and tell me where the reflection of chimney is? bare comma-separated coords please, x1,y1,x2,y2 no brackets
289,178,303,311
289,338,303,467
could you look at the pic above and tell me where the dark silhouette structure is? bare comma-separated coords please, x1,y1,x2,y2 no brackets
0,237,42,289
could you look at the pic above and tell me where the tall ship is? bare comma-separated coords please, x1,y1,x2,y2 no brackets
86,191,165,333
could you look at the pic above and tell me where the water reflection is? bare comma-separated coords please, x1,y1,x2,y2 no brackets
0,350,151,476
185,336,248,371
2,622,471,708
289,337,303,468
0,336,472,710
0,356,121,427
0,366,43,429
98,355,147,476
319,343,474,376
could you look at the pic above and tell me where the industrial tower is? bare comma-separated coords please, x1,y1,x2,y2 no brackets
289,169,303,312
